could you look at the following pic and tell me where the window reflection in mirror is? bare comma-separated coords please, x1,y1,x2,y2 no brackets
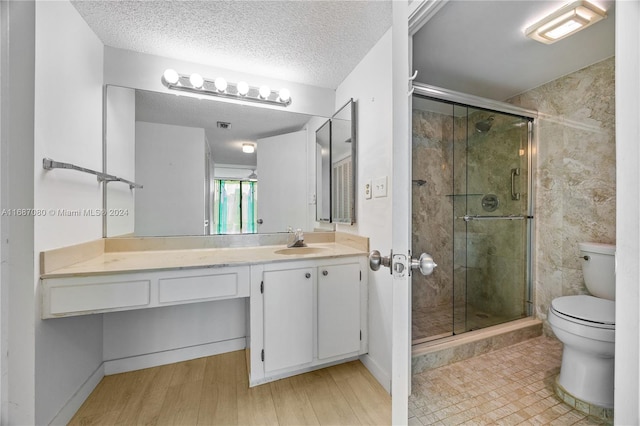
104,85,330,237
213,180,257,234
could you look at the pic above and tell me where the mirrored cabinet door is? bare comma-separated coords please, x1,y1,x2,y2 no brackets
316,120,331,223
315,99,356,225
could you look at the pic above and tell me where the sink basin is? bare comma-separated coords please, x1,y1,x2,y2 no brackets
274,247,328,256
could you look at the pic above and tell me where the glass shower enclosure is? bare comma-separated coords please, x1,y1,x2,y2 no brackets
411,94,533,344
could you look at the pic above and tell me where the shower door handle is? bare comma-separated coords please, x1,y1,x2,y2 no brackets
411,253,437,276
511,168,521,200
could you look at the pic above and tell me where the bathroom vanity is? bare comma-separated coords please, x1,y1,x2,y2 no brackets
40,233,368,386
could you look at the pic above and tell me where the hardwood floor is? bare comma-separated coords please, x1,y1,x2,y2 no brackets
69,351,391,425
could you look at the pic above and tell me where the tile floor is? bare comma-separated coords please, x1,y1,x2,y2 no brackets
409,336,609,425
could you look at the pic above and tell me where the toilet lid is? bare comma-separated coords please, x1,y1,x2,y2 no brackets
551,295,615,326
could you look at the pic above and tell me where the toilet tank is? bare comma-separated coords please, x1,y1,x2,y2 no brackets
579,242,616,300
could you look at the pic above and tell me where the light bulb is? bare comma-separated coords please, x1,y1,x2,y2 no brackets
259,85,271,99
189,73,204,89
214,77,227,92
163,69,180,85
278,88,291,102
237,81,249,96
242,143,255,153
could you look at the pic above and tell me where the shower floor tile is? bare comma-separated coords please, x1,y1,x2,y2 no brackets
413,304,455,341
413,304,514,343
409,336,609,425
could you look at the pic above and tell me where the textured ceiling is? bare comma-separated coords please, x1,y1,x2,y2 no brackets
72,1,392,89
413,0,615,101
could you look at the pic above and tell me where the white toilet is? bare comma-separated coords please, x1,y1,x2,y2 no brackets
548,242,615,409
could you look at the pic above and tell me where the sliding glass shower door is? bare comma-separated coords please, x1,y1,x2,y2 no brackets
412,96,532,344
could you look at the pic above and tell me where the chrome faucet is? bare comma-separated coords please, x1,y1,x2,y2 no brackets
287,228,307,248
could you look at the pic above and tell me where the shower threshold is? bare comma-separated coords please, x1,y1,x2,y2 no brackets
411,317,542,375
413,332,453,346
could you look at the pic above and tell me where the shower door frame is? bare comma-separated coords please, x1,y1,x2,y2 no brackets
411,82,539,341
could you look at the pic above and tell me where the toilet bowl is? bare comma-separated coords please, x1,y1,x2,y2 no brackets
548,242,615,409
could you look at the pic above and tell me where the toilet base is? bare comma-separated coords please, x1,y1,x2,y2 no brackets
555,377,614,424
557,343,614,408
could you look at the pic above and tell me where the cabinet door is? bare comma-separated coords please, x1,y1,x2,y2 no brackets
263,268,314,372
317,263,360,359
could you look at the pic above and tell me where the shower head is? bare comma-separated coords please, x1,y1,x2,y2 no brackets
475,116,494,133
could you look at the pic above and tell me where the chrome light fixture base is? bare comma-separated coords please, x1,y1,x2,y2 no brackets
161,70,292,107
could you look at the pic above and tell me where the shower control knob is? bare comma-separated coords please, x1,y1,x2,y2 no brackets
411,253,437,276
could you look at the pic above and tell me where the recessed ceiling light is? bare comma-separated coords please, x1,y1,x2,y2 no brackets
525,0,607,45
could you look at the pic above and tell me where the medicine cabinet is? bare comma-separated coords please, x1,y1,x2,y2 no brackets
316,99,357,225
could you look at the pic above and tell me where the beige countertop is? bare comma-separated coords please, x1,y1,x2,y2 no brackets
41,242,367,279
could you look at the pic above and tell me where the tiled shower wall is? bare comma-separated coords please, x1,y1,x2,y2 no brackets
412,110,455,320
508,57,616,334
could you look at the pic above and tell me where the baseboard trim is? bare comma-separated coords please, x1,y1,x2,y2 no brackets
360,353,391,394
104,337,247,375
50,363,104,426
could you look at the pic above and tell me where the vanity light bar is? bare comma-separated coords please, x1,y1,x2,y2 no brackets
161,69,292,107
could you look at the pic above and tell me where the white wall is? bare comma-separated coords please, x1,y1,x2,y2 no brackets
135,122,205,236
103,299,246,370
214,166,254,180
335,29,393,391
105,85,136,237
615,1,640,423
1,2,36,424
33,2,105,424
104,47,335,118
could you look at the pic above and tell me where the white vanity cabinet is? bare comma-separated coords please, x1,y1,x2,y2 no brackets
249,255,367,386
317,263,361,360
262,267,314,372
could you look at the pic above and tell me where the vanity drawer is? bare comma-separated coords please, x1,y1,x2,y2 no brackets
158,268,249,303
41,266,250,319
47,279,151,316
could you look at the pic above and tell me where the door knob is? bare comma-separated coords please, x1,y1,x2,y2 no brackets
411,253,437,276
369,250,391,271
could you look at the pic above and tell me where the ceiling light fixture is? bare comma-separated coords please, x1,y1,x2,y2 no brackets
525,0,606,44
161,69,292,107
242,143,255,154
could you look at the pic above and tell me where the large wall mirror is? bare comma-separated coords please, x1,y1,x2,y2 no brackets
104,85,331,237
316,99,356,225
